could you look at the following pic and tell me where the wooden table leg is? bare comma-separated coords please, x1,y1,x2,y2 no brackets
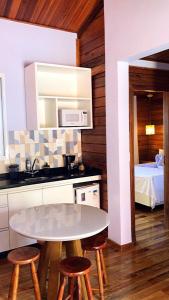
38,241,62,300
38,242,50,299
47,241,62,300
65,240,88,300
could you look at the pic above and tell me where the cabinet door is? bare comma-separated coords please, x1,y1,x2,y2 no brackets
0,194,8,207
8,189,42,249
0,207,8,229
43,184,74,204
0,230,9,252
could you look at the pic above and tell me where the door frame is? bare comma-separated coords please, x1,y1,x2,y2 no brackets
129,66,169,242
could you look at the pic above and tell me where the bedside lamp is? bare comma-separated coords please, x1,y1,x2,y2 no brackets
145,124,155,135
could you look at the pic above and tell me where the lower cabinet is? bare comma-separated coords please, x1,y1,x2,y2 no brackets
0,230,9,252
0,194,9,251
8,184,74,250
0,207,8,228
42,184,74,204
8,188,42,249
0,176,99,252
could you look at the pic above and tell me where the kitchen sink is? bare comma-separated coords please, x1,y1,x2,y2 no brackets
24,176,49,183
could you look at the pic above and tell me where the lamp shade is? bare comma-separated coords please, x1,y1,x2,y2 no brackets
145,125,155,135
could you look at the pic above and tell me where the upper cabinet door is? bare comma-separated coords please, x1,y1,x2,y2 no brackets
24,63,93,130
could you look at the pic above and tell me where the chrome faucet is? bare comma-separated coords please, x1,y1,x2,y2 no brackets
25,158,39,176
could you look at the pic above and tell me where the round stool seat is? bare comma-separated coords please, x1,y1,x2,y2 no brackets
57,256,93,300
8,246,40,265
82,236,107,251
58,256,91,277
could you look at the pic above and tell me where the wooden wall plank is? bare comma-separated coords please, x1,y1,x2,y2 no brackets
79,4,107,211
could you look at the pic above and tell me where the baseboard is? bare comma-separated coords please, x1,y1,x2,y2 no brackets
107,239,135,252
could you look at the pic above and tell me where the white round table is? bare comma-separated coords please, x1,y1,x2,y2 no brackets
10,203,109,300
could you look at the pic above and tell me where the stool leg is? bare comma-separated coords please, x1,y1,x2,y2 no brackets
84,274,93,300
57,275,66,300
31,261,41,300
8,264,19,300
65,240,88,300
77,276,82,300
69,277,75,299
96,250,104,300
100,249,108,285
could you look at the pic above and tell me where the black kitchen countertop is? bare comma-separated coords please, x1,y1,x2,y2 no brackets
0,167,101,190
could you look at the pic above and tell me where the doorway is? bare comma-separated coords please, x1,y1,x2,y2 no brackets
129,66,169,242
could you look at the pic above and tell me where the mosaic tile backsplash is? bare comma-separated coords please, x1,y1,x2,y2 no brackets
0,129,81,173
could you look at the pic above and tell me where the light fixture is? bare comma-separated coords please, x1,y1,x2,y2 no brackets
145,93,155,135
145,124,155,135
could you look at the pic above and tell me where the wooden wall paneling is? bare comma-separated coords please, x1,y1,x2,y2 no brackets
79,12,104,44
137,97,149,162
79,4,107,211
76,38,80,66
92,65,105,76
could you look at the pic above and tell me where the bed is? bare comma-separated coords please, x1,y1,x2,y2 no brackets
134,164,164,209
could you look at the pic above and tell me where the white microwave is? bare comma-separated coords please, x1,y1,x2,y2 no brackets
59,109,88,127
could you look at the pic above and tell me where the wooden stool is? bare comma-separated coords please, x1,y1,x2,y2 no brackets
57,256,93,300
82,236,107,300
8,246,41,300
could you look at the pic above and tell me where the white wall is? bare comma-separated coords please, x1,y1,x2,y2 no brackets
104,0,169,244
0,19,76,130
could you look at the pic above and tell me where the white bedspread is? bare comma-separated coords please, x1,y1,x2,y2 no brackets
135,165,164,209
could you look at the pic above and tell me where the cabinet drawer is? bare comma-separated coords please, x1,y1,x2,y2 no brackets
0,194,7,207
0,230,9,252
0,207,8,229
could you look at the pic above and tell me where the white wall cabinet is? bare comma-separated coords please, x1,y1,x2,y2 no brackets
42,184,74,205
25,62,93,129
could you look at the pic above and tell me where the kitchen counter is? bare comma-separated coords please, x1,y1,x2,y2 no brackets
0,166,101,253
0,167,101,190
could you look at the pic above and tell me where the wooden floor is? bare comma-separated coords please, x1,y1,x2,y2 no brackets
1,205,169,299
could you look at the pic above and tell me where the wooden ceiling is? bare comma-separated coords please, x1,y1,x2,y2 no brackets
142,49,169,64
0,0,102,33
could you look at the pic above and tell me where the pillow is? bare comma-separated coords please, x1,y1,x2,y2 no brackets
159,149,164,155
155,154,164,167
